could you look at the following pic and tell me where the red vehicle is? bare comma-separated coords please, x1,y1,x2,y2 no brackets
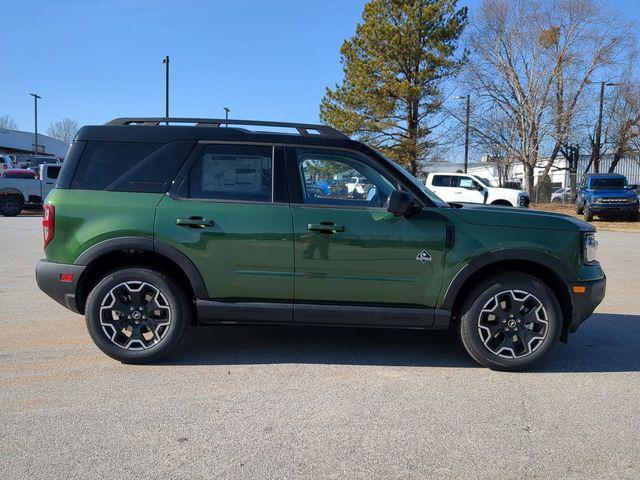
0,168,38,179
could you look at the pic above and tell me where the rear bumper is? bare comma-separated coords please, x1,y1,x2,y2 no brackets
35,259,85,314
568,275,606,333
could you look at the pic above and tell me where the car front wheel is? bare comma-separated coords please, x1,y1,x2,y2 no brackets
458,272,562,371
84,268,191,363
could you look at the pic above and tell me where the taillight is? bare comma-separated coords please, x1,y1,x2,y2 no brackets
42,204,55,247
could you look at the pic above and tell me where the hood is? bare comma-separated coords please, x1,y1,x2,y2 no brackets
587,188,636,198
490,186,527,197
449,203,593,232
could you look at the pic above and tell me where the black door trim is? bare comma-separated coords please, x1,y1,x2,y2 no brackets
196,300,449,328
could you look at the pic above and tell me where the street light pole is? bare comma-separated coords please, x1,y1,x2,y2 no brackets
223,107,230,127
29,93,42,156
162,56,169,124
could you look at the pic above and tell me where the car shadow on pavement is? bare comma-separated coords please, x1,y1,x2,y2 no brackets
163,313,640,372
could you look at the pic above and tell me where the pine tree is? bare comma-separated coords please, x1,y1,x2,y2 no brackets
320,0,467,175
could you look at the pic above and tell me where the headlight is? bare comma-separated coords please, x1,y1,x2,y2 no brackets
583,233,598,263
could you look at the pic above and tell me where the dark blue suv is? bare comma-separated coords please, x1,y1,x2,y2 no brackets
576,173,639,221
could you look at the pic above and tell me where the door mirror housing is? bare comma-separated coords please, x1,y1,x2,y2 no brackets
387,190,420,217
476,184,485,192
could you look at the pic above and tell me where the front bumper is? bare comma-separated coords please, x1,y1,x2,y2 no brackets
35,259,85,314
567,274,606,333
589,203,638,214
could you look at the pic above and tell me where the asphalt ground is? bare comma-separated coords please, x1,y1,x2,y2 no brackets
1,216,639,479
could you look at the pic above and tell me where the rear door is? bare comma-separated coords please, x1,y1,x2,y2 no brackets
154,143,294,319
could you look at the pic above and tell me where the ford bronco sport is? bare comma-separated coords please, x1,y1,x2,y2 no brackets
36,118,606,370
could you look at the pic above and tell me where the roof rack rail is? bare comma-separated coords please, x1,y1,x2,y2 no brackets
105,117,348,139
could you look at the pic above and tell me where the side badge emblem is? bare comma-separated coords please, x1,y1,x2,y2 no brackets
416,250,432,263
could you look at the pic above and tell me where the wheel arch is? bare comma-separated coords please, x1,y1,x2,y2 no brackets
0,188,25,200
73,237,207,318
443,250,573,342
490,199,513,207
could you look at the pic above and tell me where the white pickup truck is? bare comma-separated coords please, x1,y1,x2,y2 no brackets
425,172,530,208
0,164,61,216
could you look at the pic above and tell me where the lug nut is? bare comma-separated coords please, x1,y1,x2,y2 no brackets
130,306,135,311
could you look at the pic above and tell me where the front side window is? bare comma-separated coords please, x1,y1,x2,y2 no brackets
188,144,273,202
452,176,480,189
295,148,395,207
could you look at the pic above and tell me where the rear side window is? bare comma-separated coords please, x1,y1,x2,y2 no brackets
70,141,194,192
188,144,273,202
432,175,452,187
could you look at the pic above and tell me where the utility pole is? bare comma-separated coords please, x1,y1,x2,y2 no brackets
464,94,470,174
593,81,622,173
29,93,42,156
593,81,605,173
224,107,230,127
162,56,169,124
454,95,471,173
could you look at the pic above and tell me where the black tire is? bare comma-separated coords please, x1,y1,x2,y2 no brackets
458,272,562,371
85,268,191,363
552,198,561,204
0,195,24,216
584,206,594,222
575,201,584,215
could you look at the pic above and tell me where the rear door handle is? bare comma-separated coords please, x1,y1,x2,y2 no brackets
308,222,345,234
176,217,214,228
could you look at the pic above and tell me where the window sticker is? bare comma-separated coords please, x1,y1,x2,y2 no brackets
201,154,270,193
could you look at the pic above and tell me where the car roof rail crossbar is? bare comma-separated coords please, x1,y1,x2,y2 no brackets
105,117,348,139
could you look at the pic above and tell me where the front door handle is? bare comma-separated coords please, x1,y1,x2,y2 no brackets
308,222,345,234
176,217,214,228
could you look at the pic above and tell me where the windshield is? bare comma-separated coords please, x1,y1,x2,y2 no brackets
370,150,449,207
470,175,493,187
590,177,626,189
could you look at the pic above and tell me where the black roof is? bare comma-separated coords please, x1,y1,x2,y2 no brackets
76,117,359,149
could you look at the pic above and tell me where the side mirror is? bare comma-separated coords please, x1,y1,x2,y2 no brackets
629,184,638,190
476,184,484,192
387,190,420,217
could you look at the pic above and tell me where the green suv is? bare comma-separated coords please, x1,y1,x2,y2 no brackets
36,118,606,370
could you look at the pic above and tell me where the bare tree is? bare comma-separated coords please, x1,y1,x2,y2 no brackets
602,51,640,173
539,0,632,182
47,118,79,143
0,115,18,130
462,0,633,193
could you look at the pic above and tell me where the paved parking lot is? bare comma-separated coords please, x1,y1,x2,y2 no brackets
1,216,639,479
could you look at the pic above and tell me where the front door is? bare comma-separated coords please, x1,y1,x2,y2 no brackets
154,143,294,312
287,147,447,326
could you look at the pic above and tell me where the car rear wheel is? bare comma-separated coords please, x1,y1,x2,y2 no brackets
575,201,584,215
458,272,562,371
0,195,23,216
85,268,191,363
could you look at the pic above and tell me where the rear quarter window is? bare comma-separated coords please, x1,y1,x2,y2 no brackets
69,141,194,193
